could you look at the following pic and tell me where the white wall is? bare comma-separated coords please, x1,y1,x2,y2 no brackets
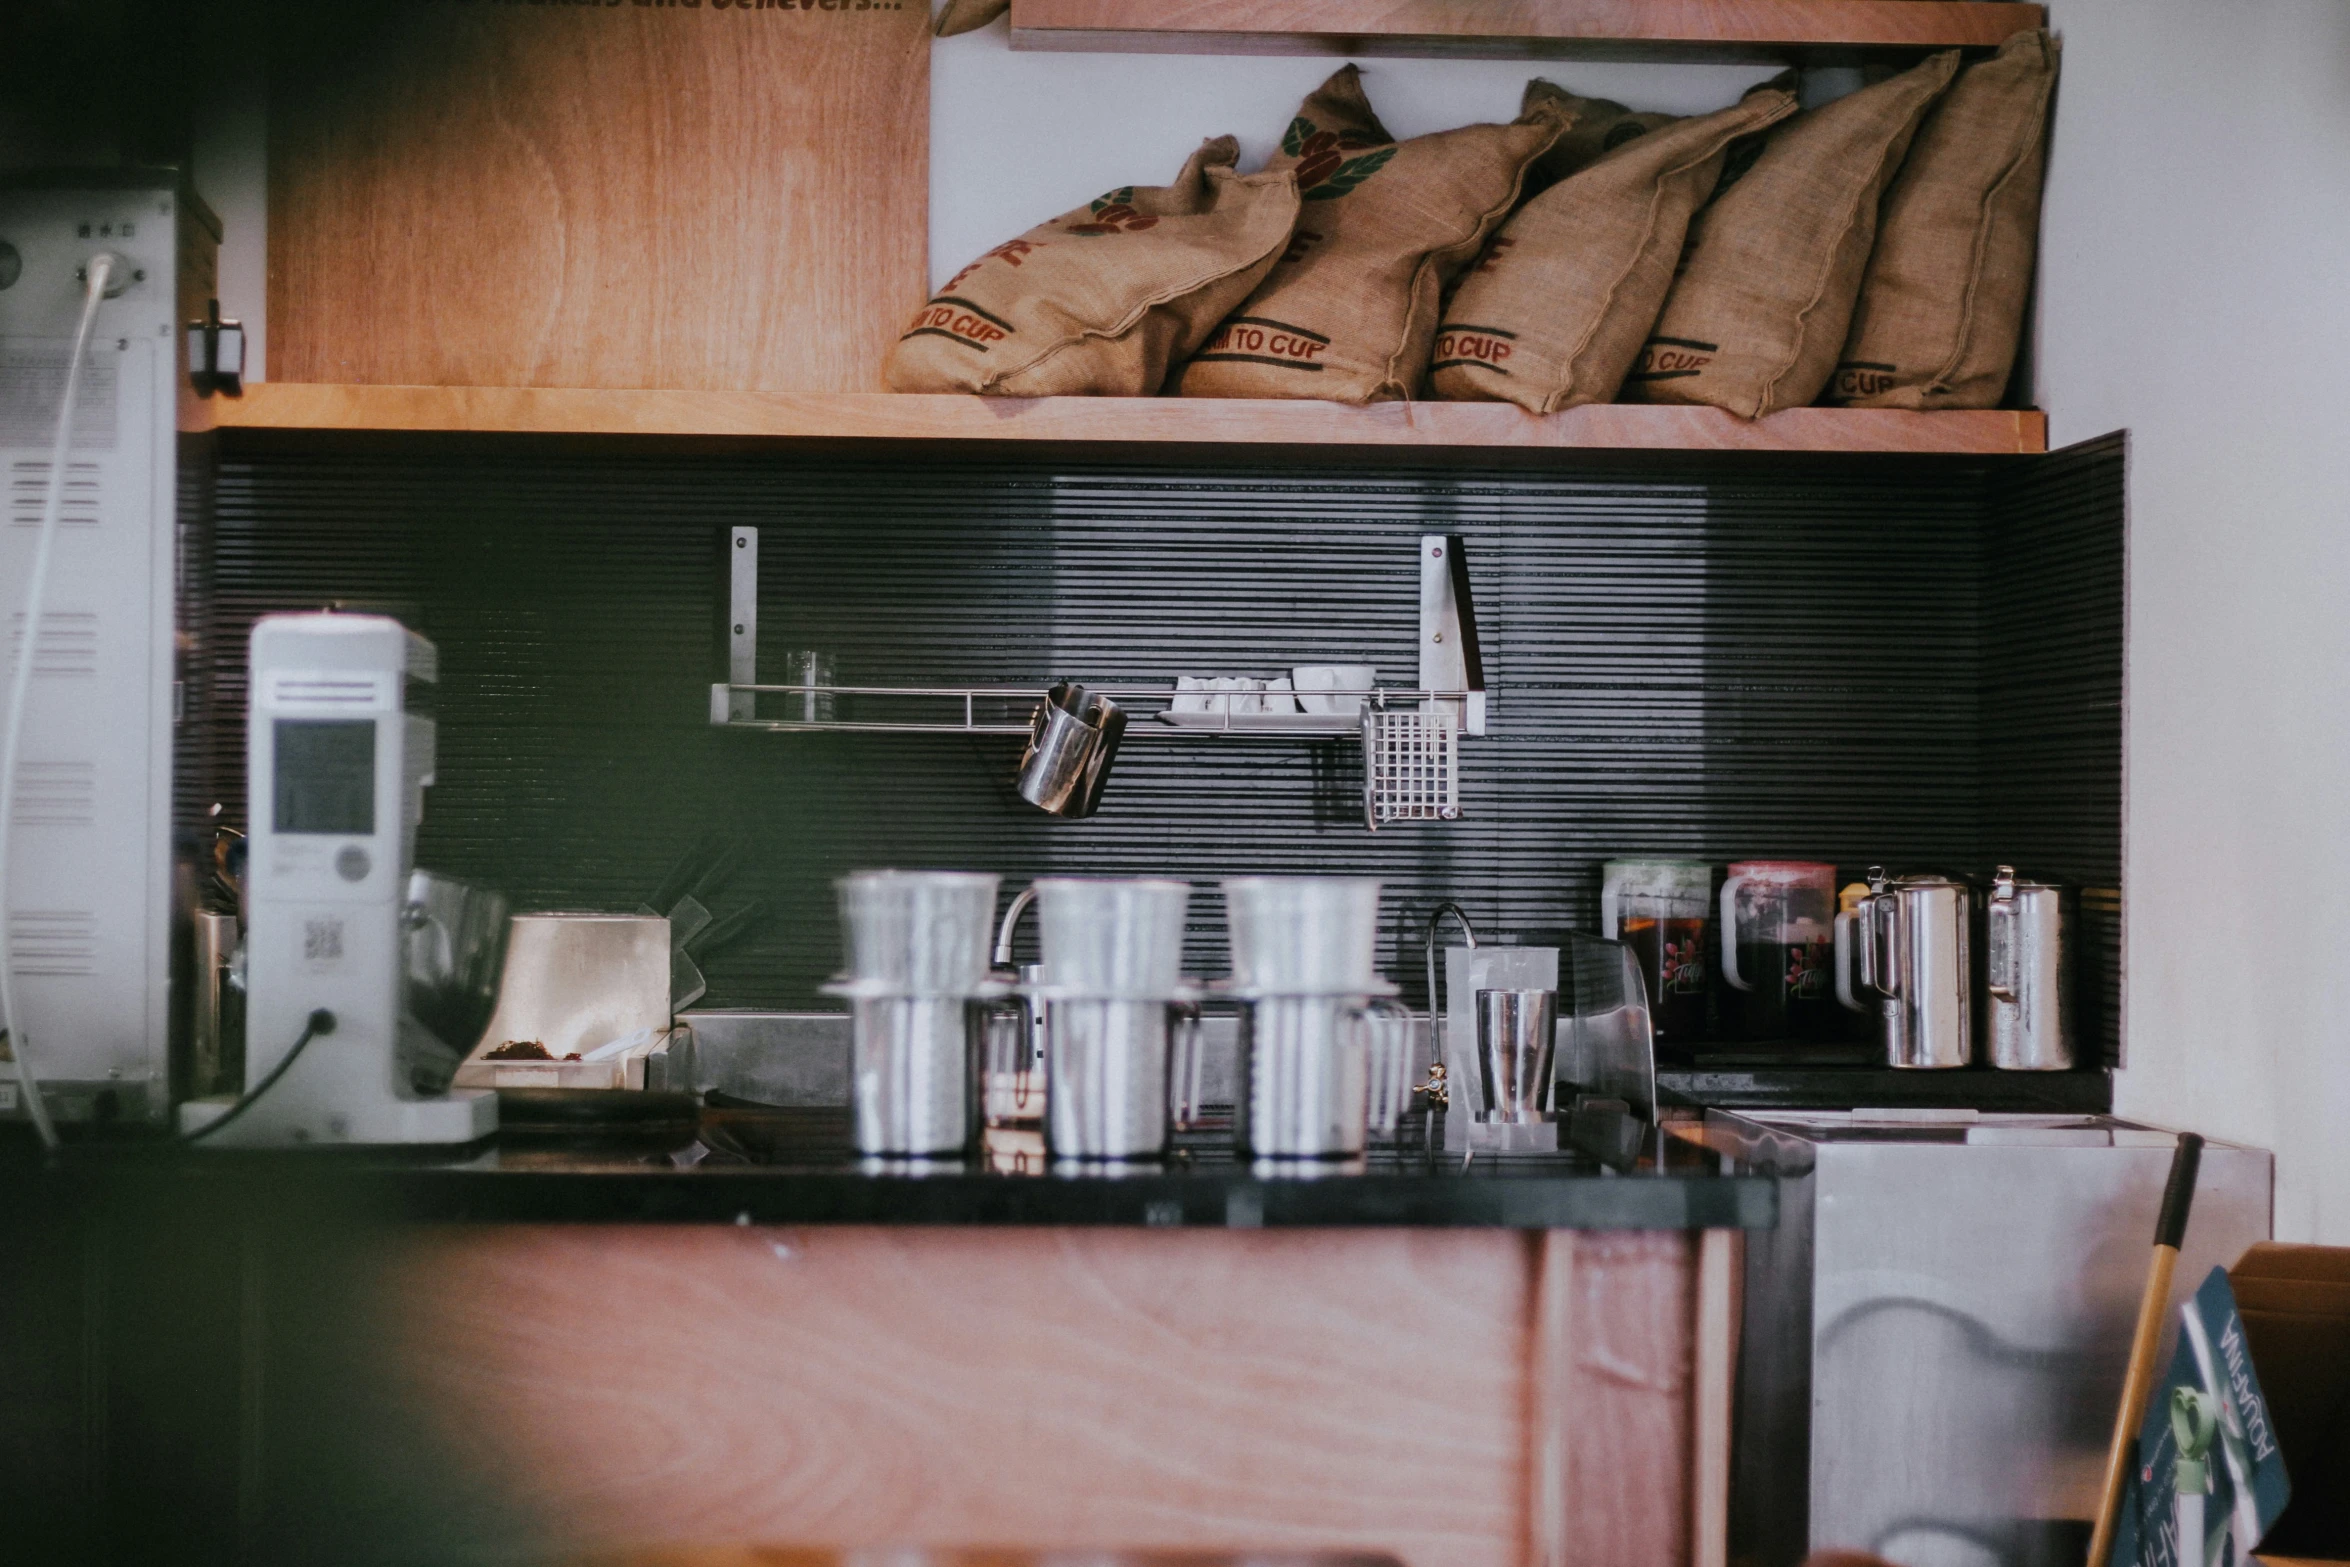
929,24,1778,287
2036,1,2350,1241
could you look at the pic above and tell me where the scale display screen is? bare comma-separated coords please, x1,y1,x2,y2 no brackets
273,719,376,835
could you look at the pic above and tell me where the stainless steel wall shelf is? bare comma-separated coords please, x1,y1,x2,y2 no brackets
709,528,1488,830
707,527,1487,746
705,682,1469,738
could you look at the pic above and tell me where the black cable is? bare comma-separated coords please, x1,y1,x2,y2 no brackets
181,1009,337,1144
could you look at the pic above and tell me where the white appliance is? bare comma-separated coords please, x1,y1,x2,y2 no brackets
0,171,216,1125
178,613,494,1145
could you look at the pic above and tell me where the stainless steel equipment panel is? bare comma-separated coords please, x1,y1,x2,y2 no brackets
1711,1110,2272,1567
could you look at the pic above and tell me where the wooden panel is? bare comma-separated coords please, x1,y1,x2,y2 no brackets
355,1227,1542,1565
1689,1230,1742,1567
1008,0,2046,60
213,383,2049,454
1552,1232,1700,1567
265,2,928,392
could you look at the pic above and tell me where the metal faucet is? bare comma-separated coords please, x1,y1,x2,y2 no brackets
1420,902,1478,1109
993,884,1037,970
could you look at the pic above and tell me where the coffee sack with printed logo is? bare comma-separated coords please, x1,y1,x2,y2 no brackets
1832,31,2058,410
1174,66,1567,405
1518,78,1685,195
1624,51,1960,419
884,136,1300,398
1431,80,1796,415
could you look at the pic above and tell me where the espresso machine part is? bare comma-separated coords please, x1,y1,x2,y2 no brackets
1015,681,1126,818
1224,876,1384,994
837,869,1001,994
1420,901,1479,1112
1834,868,1973,1069
1234,993,1411,1160
827,870,1005,1156
847,995,984,1156
1042,997,1201,1161
1986,866,2073,1070
1439,938,1561,1154
1472,988,1557,1124
1027,877,1198,1161
986,885,1047,1129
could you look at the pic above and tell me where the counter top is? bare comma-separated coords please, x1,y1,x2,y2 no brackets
6,1109,1775,1231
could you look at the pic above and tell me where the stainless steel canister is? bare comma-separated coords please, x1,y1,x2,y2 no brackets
849,995,983,1156
1236,994,1411,1159
1042,997,1201,1161
1985,866,2072,1070
1834,869,1972,1070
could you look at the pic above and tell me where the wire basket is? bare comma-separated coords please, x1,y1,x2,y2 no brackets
1362,706,1460,830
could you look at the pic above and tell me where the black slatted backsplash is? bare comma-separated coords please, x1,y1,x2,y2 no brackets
203,435,2122,1059
1985,433,2127,1061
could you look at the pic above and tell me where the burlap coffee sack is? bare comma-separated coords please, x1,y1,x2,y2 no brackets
933,0,1007,37
1431,82,1798,413
885,138,1300,398
1832,31,2060,409
1623,51,1961,418
1175,66,1567,404
1521,79,1684,193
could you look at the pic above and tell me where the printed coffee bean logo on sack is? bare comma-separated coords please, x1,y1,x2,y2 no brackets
941,238,1036,294
1430,323,1517,376
1468,236,1517,276
1278,228,1324,268
1830,360,1896,401
900,295,1015,354
1190,315,1331,372
1624,335,1718,383
1280,117,1397,202
1066,188,1160,236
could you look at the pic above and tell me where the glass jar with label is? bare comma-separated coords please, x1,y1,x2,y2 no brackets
1718,860,1838,1042
1601,859,1714,1054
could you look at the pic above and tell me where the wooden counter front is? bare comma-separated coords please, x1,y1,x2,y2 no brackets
347,1225,1738,1567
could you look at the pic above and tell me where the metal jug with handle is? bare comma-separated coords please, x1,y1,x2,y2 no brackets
1834,867,1972,1069
1015,681,1126,818
1985,865,2072,1070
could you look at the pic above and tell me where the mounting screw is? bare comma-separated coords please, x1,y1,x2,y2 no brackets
732,623,745,635
735,536,747,549
1430,544,1444,557
1433,631,1445,643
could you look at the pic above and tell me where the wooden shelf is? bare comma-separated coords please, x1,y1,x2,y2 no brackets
208,384,2046,456
1005,0,2047,62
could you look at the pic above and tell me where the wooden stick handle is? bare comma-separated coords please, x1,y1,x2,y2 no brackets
2086,1132,2204,1567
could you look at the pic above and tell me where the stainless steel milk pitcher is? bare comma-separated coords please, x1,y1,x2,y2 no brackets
1985,865,2073,1070
1015,681,1126,818
1834,868,1972,1069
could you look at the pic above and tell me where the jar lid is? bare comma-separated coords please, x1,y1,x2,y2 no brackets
1726,860,1836,886
1602,858,1712,898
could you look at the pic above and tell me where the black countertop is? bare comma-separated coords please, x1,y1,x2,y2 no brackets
3,1107,1775,1231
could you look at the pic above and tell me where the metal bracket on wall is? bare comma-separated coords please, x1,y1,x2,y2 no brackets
706,527,1488,759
